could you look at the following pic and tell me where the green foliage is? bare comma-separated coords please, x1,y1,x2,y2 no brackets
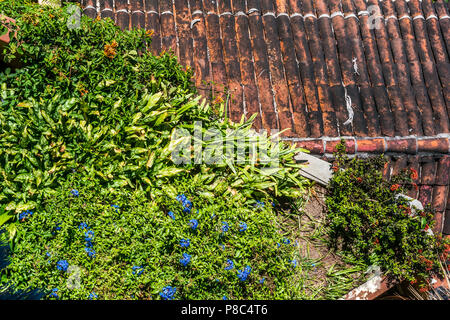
0,1,311,299
326,141,449,284
2,176,303,300
0,1,307,215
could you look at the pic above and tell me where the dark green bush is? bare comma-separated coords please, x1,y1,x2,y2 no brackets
326,142,449,285
0,1,310,299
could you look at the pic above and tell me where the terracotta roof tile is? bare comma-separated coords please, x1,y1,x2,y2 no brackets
99,0,114,21
83,0,450,234
115,0,129,30
82,0,97,19
84,0,450,139
130,0,145,29
144,0,161,55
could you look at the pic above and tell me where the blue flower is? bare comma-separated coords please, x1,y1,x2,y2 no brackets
132,265,144,275
179,239,190,248
159,286,176,300
237,266,251,282
111,204,120,212
183,200,193,213
176,194,187,202
238,222,247,232
85,230,95,242
85,247,96,258
79,222,89,230
19,210,33,220
88,292,98,300
71,189,79,197
189,219,198,230
180,253,191,266
54,223,62,231
290,259,297,268
49,288,58,298
259,277,266,284
282,238,291,245
276,243,281,248
219,244,225,250
46,252,51,258
255,200,265,208
176,194,193,213
221,221,230,233
56,260,69,272
224,259,234,270
222,295,227,300
167,211,175,220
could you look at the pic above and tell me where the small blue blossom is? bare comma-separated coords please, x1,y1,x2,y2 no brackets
237,266,252,282
160,286,176,300
224,259,234,270
189,219,198,230
179,253,191,266
176,194,193,213
282,238,291,245
19,210,33,220
88,292,98,300
219,244,225,250
46,252,51,258
176,194,187,202
259,277,266,284
222,295,227,300
132,265,144,275
182,199,193,213
49,288,58,298
221,221,230,233
238,222,247,232
179,239,190,248
85,247,96,258
276,243,281,248
255,200,265,209
85,230,95,242
111,204,120,212
290,259,298,268
54,223,62,231
71,189,79,197
167,211,175,220
56,260,69,272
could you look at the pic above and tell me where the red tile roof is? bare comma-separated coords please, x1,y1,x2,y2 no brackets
80,0,450,234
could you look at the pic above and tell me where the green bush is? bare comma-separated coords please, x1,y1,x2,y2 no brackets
0,1,310,299
3,176,302,300
326,142,449,285
0,1,306,214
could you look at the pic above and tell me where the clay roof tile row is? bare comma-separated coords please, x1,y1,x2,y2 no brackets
81,0,450,139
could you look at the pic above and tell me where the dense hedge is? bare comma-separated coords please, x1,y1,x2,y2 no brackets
326,142,450,289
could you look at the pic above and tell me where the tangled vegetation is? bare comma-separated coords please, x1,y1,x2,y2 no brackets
326,142,450,290
0,1,313,299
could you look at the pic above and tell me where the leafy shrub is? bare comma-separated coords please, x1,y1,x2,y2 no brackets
0,1,306,215
326,142,449,285
2,176,302,300
0,1,310,299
